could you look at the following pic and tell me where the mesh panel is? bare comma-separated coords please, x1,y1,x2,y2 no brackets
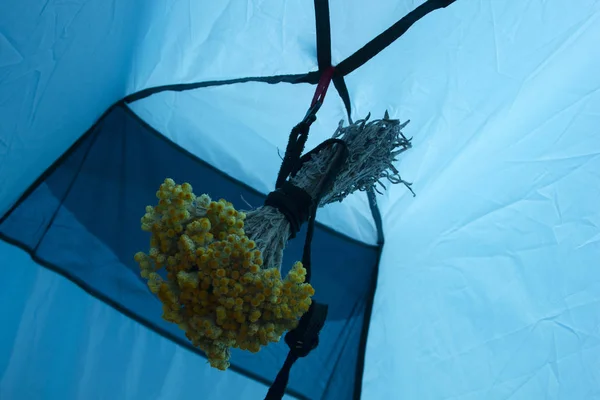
0,103,378,400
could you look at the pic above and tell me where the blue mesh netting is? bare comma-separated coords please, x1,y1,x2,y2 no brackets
0,103,379,400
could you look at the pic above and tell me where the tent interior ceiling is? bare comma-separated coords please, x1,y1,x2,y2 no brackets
2,0,600,399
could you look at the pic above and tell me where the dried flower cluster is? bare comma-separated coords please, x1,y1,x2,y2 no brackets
135,179,315,370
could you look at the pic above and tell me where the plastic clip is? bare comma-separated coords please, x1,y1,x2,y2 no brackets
301,101,322,127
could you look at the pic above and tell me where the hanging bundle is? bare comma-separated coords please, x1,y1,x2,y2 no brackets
132,110,412,372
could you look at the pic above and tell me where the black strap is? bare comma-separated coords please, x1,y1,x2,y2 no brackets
123,72,320,104
335,0,457,76
264,181,313,239
314,0,332,70
264,3,344,397
332,75,352,123
274,102,320,190
268,0,334,240
276,125,308,189
299,139,348,284
264,137,348,400
265,301,329,400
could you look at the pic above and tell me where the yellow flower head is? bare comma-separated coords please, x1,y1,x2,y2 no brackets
135,178,316,371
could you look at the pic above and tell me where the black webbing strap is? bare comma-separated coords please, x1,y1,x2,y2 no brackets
264,3,336,398
265,138,348,400
335,0,457,76
314,0,332,71
265,301,329,400
264,181,313,239
332,75,352,123
275,111,316,190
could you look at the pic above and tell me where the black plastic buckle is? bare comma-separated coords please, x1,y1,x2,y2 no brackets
301,101,323,127
284,301,328,358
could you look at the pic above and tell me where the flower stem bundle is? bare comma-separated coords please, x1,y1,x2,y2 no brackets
244,112,413,270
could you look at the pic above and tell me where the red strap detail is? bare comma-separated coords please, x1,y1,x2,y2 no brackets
311,66,335,107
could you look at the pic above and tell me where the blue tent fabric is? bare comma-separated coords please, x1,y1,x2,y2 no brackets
0,240,300,400
0,102,379,400
3,1,600,399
